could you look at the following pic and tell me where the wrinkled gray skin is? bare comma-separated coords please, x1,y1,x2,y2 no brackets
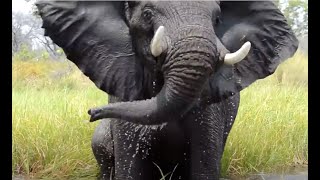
36,1,298,180
92,94,239,180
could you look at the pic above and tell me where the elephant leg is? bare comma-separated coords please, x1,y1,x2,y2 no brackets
112,121,171,180
185,104,225,180
92,120,115,180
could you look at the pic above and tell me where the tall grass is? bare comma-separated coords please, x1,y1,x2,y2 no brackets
12,51,308,179
13,59,106,179
221,51,308,177
12,87,104,179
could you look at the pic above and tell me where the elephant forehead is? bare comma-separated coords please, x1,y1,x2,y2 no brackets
145,1,216,14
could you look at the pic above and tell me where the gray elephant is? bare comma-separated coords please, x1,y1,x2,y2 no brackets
36,1,298,180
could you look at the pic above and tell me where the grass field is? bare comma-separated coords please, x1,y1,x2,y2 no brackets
12,51,308,179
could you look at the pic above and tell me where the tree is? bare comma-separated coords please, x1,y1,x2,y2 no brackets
30,2,64,60
12,10,63,60
277,0,308,37
12,12,37,54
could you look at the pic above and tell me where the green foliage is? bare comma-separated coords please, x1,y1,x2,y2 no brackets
277,0,308,36
13,44,37,61
40,51,50,60
12,52,307,179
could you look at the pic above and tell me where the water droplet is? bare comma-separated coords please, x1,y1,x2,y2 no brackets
135,126,140,132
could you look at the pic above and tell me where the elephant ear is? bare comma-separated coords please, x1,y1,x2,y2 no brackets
36,1,144,101
211,1,299,101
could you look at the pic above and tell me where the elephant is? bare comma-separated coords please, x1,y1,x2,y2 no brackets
36,1,298,180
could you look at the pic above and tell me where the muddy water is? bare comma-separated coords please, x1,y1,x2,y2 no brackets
225,166,308,180
13,166,307,180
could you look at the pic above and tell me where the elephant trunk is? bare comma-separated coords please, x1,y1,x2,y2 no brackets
89,27,216,125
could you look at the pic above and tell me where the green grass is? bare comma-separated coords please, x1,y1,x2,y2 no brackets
13,60,106,179
12,87,106,179
12,51,308,179
221,81,307,177
220,51,308,177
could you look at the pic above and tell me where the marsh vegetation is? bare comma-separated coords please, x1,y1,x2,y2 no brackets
12,51,308,179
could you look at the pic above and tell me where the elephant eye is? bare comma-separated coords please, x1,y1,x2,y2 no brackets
215,16,221,26
143,9,153,22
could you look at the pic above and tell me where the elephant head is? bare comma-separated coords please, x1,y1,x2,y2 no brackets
36,1,298,125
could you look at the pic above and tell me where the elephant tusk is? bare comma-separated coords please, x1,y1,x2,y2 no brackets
150,26,167,57
224,41,251,65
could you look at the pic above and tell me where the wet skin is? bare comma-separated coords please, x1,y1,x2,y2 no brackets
92,94,240,180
